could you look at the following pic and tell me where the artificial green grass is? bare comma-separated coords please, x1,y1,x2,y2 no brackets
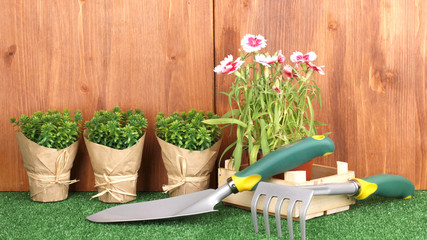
0,191,426,240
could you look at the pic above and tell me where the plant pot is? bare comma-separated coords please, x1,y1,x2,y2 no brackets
272,160,314,180
84,130,145,203
157,136,222,197
15,132,79,202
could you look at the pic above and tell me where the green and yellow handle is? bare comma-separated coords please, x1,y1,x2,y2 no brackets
353,174,414,200
229,135,415,200
231,135,335,192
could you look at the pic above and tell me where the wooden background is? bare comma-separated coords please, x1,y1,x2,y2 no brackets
1,0,426,191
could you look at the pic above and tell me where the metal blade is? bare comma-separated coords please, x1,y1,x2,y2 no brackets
86,184,233,223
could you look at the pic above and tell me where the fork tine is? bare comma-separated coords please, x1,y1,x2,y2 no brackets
275,197,285,237
251,182,315,239
251,193,262,234
299,202,308,240
263,195,273,235
299,194,313,240
287,199,297,240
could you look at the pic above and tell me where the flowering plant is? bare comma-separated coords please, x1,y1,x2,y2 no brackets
204,34,327,171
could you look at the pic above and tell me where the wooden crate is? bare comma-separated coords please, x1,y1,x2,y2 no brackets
218,160,356,220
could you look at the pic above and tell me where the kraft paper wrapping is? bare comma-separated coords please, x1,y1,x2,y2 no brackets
15,132,79,202
157,136,222,197
84,130,145,203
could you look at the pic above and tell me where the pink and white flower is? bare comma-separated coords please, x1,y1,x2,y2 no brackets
241,34,267,53
283,64,297,78
255,54,278,67
214,55,244,74
308,62,325,75
277,50,285,63
290,51,317,63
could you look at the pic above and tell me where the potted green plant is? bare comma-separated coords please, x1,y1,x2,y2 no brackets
10,109,82,202
84,106,147,203
155,110,222,197
205,34,327,179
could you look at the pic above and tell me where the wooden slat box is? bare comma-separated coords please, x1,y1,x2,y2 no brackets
218,160,356,220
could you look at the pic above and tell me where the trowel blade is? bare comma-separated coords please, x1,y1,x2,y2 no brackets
86,184,232,223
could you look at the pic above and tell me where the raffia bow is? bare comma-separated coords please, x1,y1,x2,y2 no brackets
162,155,210,193
91,173,138,202
26,150,79,185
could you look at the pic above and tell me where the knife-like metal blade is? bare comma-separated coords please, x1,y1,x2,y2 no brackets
86,184,233,223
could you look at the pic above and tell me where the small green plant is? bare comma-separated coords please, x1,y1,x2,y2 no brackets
10,109,83,150
85,106,148,150
155,110,221,151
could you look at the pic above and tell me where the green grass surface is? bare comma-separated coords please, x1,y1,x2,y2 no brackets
0,191,426,240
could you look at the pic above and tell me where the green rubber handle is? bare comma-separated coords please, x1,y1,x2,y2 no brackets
355,174,415,200
231,135,335,192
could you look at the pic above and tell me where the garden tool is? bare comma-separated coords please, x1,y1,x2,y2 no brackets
251,175,415,240
86,135,335,222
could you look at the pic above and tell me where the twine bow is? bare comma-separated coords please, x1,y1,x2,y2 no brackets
91,173,137,202
162,155,210,193
27,150,79,185
53,150,79,185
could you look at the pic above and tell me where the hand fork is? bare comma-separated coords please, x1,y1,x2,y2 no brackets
251,182,315,240
251,174,414,240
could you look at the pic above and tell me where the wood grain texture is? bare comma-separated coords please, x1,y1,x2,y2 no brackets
1,0,426,191
0,0,214,191
413,0,427,192
214,0,427,189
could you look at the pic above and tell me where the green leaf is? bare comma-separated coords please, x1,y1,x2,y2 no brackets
274,102,280,132
233,126,244,171
218,141,236,168
202,118,247,128
314,120,327,126
249,144,260,165
221,109,240,119
259,119,270,156
252,111,268,121
307,96,315,135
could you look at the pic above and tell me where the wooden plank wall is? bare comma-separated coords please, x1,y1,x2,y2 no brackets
0,0,214,191
1,0,426,190
214,0,426,190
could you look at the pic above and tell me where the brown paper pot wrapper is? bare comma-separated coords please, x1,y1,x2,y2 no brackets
15,132,79,202
157,136,222,197
84,130,145,203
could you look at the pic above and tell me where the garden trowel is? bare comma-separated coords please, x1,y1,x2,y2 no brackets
87,135,335,223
